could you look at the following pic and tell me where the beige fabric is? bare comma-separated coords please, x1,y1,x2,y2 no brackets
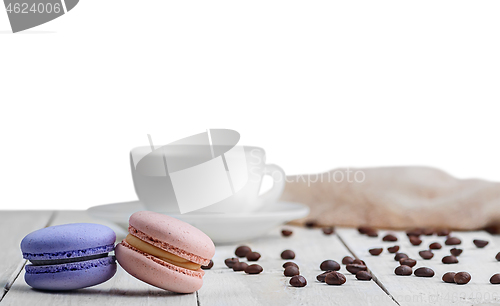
281,166,500,231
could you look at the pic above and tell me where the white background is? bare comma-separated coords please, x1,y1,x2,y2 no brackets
1,1,499,210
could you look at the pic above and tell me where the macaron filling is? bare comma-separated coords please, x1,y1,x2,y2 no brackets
23,244,115,267
125,234,201,271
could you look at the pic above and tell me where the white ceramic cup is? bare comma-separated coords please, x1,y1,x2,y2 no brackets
130,146,285,214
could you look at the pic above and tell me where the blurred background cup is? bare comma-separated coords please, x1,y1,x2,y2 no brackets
130,145,285,214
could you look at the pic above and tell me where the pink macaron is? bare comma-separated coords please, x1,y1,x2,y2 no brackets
115,211,215,293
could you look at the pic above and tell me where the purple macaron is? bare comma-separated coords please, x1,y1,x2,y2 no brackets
21,223,117,291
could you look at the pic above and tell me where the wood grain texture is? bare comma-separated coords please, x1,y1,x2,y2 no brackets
198,226,396,306
336,227,500,306
1,211,197,306
0,211,53,300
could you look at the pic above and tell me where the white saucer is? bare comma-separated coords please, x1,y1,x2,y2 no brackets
87,200,309,244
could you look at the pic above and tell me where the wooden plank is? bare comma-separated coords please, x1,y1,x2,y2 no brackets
336,227,500,306
0,211,53,301
198,226,397,306
1,211,197,306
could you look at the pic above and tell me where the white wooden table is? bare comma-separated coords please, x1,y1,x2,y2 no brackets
1,210,500,305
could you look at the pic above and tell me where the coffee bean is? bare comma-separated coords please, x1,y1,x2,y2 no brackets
442,272,456,283
454,272,471,284
342,256,354,265
436,229,450,236
284,266,300,277
387,246,400,253
201,259,214,270
409,236,423,246
422,228,434,236
473,239,489,248
305,220,317,228
395,265,412,276
406,228,423,236
399,258,417,267
322,227,335,235
232,262,249,272
369,248,383,256
356,271,372,281
366,230,379,237
281,229,293,237
290,275,307,287
419,250,434,260
358,226,373,234
325,271,346,285
235,245,252,257
346,264,367,274
320,260,340,271
414,267,434,277
442,255,458,264
394,253,409,261
450,248,462,257
352,259,365,265
246,252,261,261
316,271,333,282
496,252,500,261
225,258,239,268
244,264,263,274
283,262,299,269
429,242,442,250
383,234,398,242
490,273,500,284
445,237,461,245
281,250,295,259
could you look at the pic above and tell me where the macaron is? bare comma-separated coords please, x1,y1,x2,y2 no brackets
21,223,117,291
115,211,215,293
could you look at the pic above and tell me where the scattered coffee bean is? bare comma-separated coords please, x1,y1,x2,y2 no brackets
496,252,500,261
201,259,214,270
442,255,458,264
356,271,372,281
366,230,379,237
383,234,398,242
414,267,435,277
244,264,263,274
281,250,296,259
422,228,434,236
490,273,500,284
436,229,450,236
352,259,365,265
369,248,383,256
442,272,456,283
325,271,346,285
419,250,434,260
225,258,239,268
395,265,412,276
394,253,409,261
290,275,307,287
406,228,423,236
342,256,354,265
320,260,340,271
232,262,249,272
454,272,471,284
281,229,293,237
387,246,400,253
399,258,417,267
429,242,442,249
322,227,335,235
358,226,373,234
305,220,317,228
450,248,463,256
284,266,300,277
283,262,299,269
445,237,461,245
246,252,261,261
346,264,367,274
235,245,252,257
316,271,332,282
473,239,489,248
409,236,423,246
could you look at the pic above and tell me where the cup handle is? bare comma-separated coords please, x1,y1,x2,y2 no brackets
258,164,286,204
